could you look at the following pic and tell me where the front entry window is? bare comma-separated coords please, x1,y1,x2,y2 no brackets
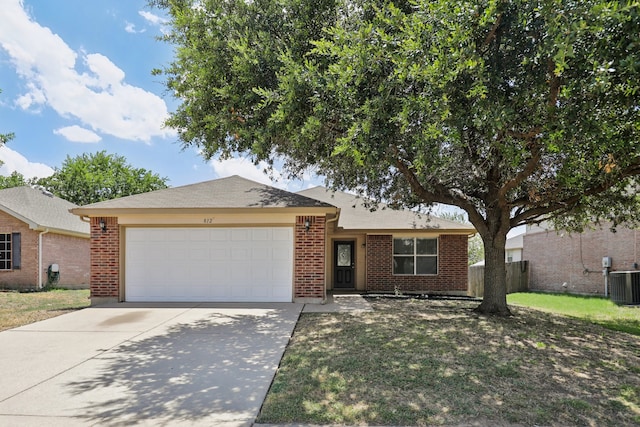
337,244,352,267
0,233,11,270
393,237,438,275
334,241,355,288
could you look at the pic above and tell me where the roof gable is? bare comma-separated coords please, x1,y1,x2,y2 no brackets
0,186,89,236
297,187,476,233
73,176,335,211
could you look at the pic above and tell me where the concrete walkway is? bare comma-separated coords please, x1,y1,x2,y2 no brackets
302,293,373,314
0,302,303,427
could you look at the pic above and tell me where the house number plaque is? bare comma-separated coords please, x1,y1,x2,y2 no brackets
203,218,214,224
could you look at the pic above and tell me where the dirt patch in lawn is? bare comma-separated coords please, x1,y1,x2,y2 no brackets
258,298,640,426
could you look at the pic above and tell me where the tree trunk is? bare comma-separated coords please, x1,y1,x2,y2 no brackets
475,232,512,316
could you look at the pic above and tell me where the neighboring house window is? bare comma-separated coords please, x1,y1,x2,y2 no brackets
0,233,12,270
12,233,21,269
0,233,20,270
507,255,513,262
393,237,438,275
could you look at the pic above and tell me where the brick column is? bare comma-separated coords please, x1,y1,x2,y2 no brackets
90,217,119,305
293,216,326,303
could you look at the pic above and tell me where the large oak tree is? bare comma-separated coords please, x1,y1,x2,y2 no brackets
151,0,640,315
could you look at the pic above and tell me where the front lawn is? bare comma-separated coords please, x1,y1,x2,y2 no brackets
258,297,640,426
0,289,90,332
508,292,640,336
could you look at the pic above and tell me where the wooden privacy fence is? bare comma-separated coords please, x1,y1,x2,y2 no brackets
468,260,529,298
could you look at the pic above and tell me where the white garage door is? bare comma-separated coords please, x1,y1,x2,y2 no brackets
125,227,293,302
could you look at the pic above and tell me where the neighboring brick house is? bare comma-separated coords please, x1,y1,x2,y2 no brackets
523,224,640,295
0,186,90,289
71,176,475,305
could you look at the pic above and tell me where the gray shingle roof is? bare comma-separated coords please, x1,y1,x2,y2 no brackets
0,186,89,236
74,175,335,211
297,187,476,232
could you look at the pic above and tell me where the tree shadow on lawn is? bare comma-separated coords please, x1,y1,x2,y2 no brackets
259,299,640,426
66,307,296,426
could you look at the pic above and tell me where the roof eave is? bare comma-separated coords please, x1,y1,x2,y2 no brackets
332,227,476,235
0,205,39,230
34,226,90,239
70,206,339,217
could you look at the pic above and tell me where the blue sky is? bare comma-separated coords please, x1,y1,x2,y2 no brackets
0,0,317,190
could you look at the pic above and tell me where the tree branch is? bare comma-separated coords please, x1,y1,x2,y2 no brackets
392,147,489,236
547,59,561,108
511,158,640,227
498,136,542,200
481,13,503,50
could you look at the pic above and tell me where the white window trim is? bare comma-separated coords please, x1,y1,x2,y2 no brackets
392,237,438,276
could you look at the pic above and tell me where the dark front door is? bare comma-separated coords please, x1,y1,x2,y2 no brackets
334,241,355,289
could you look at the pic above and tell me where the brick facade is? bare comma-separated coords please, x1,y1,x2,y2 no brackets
0,211,89,289
90,217,120,301
293,216,325,301
0,212,38,289
366,234,469,293
42,233,90,288
85,215,471,303
523,227,640,295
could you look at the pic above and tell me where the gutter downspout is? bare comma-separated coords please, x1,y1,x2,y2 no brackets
38,229,49,289
324,210,341,304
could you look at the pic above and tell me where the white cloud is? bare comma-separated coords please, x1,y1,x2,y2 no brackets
210,156,321,192
138,10,167,26
0,145,54,178
0,1,175,143
124,21,145,34
210,157,283,187
53,125,101,143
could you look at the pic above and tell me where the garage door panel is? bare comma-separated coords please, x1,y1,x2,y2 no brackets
209,229,228,240
166,229,187,241
255,229,275,241
230,248,248,261
231,229,250,241
272,228,291,240
251,248,269,261
125,227,293,302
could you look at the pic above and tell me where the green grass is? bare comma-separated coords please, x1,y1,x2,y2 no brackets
508,292,640,336
258,298,640,426
0,289,90,331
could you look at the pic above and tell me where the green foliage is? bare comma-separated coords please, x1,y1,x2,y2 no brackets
0,132,13,146
438,211,484,264
152,0,640,313
36,151,168,205
467,234,484,266
0,89,14,147
0,171,31,189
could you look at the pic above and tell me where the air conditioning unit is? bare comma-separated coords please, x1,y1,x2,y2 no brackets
609,271,640,305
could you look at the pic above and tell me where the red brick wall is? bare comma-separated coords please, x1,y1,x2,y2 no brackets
294,216,325,300
523,226,640,295
90,217,120,300
42,233,89,288
0,211,89,289
0,212,38,289
366,234,469,293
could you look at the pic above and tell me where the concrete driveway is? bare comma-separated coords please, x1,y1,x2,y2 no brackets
0,302,303,427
